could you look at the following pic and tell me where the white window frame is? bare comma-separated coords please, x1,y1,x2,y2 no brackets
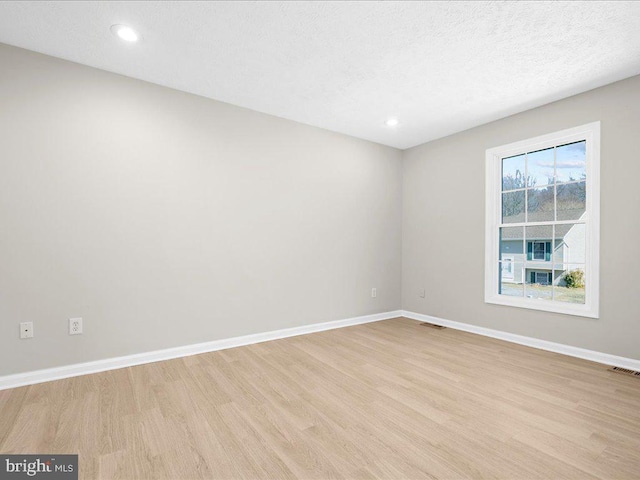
485,122,600,318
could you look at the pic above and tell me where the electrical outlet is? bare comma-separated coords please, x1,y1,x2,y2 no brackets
371,288,377,298
419,288,426,298
69,317,83,335
20,322,34,339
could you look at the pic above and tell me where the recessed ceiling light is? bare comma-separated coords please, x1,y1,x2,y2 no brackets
385,118,399,127
110,24,140,43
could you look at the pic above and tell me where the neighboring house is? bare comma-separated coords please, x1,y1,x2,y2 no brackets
500,212,585,286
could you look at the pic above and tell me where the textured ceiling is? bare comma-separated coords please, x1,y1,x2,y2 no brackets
1,1,640,149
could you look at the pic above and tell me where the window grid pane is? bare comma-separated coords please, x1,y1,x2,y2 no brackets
498,138,589,305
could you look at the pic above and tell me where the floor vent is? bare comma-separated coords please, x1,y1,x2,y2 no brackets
420,322,446,329
609,366,640,378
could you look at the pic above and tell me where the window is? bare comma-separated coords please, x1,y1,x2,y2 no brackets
531,241,548,261
534,272,552,285
485,122,600,318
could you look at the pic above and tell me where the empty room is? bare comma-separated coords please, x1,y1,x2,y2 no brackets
1,1,639,479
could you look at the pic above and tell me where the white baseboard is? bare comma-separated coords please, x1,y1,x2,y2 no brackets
402,310,640,371
5,309,636,391
0,310,403,391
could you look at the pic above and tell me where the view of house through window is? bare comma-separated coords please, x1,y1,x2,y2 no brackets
499,140,587,304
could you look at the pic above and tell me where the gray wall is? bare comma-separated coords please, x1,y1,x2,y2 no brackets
402,74,640,360
0,44,403,375
2,41,638,377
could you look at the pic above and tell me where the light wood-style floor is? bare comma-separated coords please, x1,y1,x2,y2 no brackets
1,317,639,479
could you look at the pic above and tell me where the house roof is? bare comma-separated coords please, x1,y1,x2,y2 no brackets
501,210,587,240
501,223,573,241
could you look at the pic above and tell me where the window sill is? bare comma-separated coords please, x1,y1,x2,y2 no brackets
485,294,599,319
